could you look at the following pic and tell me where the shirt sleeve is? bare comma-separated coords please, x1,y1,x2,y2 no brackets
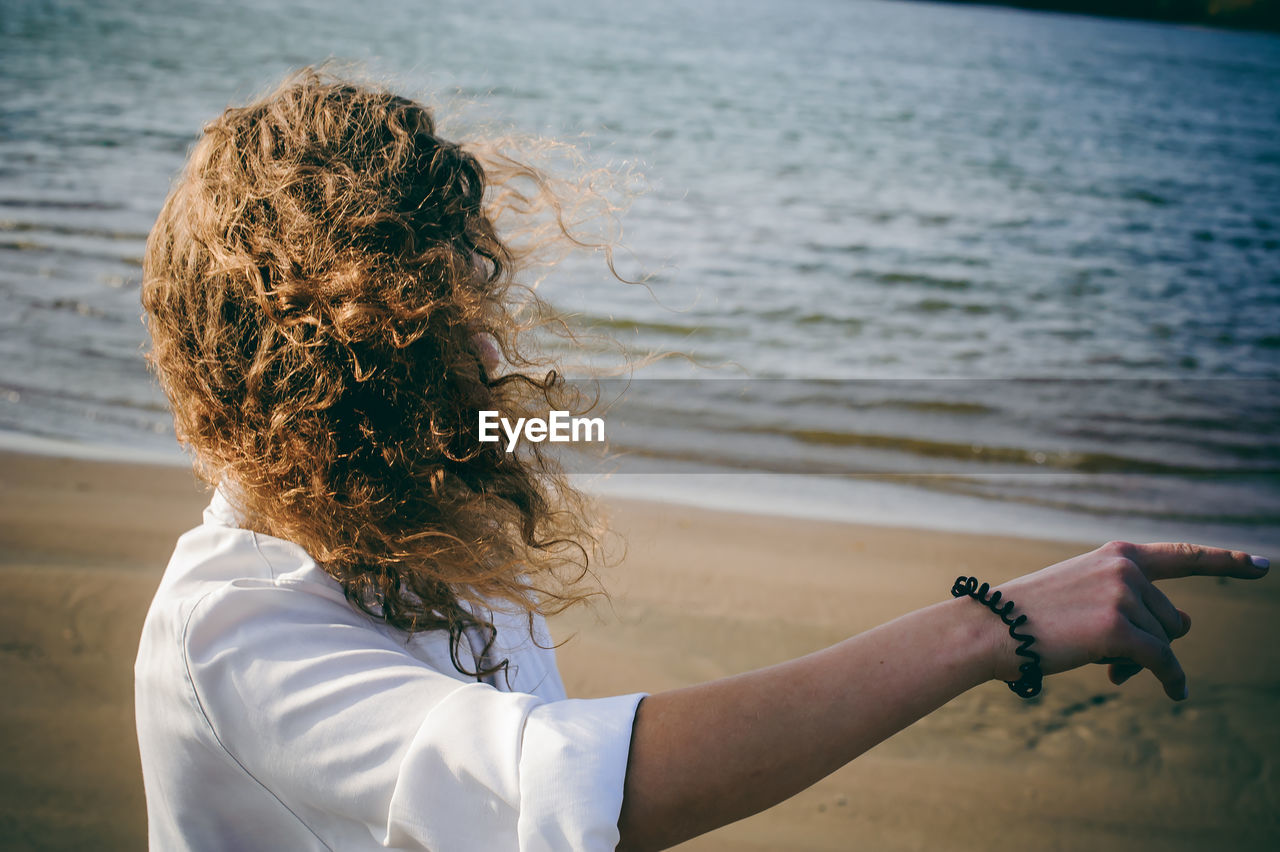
182,576,644,851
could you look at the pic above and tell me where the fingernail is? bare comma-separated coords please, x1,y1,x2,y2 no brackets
1251,555,1270,571
1179,684,1189,701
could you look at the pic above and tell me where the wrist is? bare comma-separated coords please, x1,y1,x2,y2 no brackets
949,576,1044,696
939,595,1017,687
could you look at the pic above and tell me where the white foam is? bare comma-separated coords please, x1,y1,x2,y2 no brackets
0,430,190,468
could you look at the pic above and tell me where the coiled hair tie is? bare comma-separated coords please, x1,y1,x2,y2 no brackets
951,576,1044,698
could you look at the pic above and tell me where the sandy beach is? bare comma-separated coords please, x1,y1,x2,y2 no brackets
1,448,1277,851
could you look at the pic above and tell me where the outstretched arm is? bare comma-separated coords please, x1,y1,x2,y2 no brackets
616,541,1269,851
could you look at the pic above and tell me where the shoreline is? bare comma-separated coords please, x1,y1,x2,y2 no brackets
5,430,1276,556
1,448,1277,849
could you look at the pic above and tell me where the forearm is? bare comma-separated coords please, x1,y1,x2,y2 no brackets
616,595,1002,851
616,540,1269,850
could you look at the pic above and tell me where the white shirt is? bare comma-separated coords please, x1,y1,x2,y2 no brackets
135,489,645,851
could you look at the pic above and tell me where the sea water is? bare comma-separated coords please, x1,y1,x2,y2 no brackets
2,0,1278,549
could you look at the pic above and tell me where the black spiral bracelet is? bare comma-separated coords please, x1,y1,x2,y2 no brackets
951,576,1044,699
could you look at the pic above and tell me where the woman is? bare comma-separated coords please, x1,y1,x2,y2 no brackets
134,69,1269,851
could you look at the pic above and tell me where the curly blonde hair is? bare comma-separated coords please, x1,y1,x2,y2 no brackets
142,68,611,676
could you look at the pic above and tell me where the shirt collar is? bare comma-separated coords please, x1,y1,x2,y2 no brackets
203,484,245,529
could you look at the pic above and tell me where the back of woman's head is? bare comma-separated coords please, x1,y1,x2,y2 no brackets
142,68,600,672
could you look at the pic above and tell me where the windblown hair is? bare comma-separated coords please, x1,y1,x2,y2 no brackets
142,68,612,676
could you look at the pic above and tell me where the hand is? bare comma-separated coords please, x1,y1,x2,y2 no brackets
987,541,1269,700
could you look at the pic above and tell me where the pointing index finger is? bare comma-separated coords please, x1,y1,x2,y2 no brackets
1129,542,1269,582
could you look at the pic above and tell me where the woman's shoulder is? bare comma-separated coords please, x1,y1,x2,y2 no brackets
157,486,342,596
141,489,388,674
139,488,561,695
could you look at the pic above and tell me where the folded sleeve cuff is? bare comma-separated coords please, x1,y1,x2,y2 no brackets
385,685,646,852
517,693,647,852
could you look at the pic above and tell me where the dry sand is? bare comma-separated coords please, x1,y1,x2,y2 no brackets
1,448,1277,850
